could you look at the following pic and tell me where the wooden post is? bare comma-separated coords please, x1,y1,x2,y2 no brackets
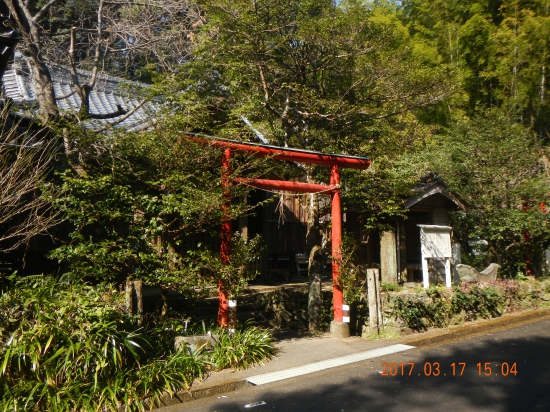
367,268,382,335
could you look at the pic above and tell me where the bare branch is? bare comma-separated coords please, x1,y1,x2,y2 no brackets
31,0,61,23
0,107,62,251
95,99,148,132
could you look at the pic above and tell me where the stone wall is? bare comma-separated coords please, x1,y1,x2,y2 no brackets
377,279,550,334
187,279,550,335
236,286,334,330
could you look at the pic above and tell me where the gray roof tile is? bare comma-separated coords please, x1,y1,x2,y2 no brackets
2,55,157,131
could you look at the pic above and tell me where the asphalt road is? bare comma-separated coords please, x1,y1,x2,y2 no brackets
165,318,550,412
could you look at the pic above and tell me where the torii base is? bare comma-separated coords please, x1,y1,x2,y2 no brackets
330,321,350,339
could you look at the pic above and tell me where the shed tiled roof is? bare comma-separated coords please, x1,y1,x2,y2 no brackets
404,178,467,211
2,53,158,132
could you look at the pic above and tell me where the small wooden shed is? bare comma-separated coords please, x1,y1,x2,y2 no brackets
379,177,467,285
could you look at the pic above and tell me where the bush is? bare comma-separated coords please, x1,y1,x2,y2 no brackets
210,326,276,370
392,295,431,331
392,284,507,331
391,286,453,331
0,274,205,411
381,282,401,292
452,284,504,321
0,274,275,411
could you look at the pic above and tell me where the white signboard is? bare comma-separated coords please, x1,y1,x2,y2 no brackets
419,225,452,258
418,225,452,288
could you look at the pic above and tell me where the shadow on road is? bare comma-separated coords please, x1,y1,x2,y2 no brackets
193,330,550,411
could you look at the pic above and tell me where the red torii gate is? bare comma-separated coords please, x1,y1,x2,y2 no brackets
189,135,371,329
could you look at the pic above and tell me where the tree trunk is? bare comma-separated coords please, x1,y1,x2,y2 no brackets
5,0,59,122
62,128,87,176
28,59,58,122
305,189,323,332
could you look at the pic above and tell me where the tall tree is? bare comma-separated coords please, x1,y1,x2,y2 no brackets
48,123,265,314
181,0,451,152
421,109,550,275
4,0,200,121
166,0,453,328
398,0,550,139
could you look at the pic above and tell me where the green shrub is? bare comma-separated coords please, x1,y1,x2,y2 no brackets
0,274,277,411
425,287,453,328
391,283,507,331
452,284,504,320
391,287,453,331
0,275,202,411
392,295,430,331
381,282,401,292
210,325,276,370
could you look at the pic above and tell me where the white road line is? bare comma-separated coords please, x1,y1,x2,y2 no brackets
247,344,416,386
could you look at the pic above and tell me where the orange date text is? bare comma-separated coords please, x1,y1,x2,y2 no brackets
380,362,517,377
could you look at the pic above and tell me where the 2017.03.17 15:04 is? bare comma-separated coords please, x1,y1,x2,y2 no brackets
380,362,518,377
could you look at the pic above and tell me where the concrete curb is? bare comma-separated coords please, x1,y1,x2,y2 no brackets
156,307,550,409
156,379,250,408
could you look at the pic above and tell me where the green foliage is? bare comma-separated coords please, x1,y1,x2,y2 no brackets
335,235,365,304
185,232,263,298
48,126,265,292
392,283,507,331
452,284,504,320
0,274,202,411
381,282,402,292
319,291,336,332
0,274,276,411
164,0,451,224
392,287,453,331
210,326,276,370
399,0,550,135
365,330,402,341
420,109,550,275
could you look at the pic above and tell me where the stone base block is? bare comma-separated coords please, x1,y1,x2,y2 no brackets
330,321,350,339
174,334,218,353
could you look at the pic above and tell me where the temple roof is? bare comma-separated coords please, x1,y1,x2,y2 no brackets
2,53,158,132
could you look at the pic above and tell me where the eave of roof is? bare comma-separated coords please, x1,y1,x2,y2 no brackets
404,181,467,211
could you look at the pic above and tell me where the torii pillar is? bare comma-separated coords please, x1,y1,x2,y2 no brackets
218,148,231,326
330,164,345,332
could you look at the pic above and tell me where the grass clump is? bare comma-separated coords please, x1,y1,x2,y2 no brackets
210,326,276,370
364,330,402,340
380,282,402,292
